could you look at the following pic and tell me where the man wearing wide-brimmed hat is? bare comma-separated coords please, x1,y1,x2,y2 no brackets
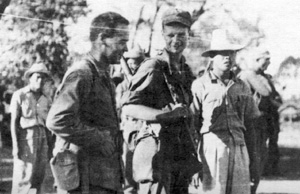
191,29,260,194
10,62,51,194
122,7,200,194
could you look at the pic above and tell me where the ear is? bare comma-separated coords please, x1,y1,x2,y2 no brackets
96,33,105,42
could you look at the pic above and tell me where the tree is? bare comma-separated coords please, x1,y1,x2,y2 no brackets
0,0,10,17
0,0,88,91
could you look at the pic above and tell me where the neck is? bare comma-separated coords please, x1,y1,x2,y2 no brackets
29,86,42,97
168,51,183,71
213,69,231,81
89,48,110,69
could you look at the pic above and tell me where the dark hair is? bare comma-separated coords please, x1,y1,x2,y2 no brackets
89,12,129,42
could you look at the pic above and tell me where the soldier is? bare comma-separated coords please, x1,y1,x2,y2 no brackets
239,48,282,177
46,12,129,194
122,8,200,194
10,62,51,194
191,29,260,194
116,47,146,113
116,48,146,194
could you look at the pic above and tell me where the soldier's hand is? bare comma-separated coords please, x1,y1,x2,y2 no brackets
250,161,260,194
156,105,189,124
172,103,190,119
191,172,201,189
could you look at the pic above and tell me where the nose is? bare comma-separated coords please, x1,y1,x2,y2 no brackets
173,35,180,42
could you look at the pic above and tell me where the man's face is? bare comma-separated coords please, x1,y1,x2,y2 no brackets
127,58,140,73
258,57,270,71
29,72,47,91
162,24,189,54
211,50,235,72
103,24,129,64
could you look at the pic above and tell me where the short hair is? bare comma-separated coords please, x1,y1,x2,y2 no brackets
89,12,129,42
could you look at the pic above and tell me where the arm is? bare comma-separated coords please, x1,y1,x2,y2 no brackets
10,92,21,158
190,80,203,132
122,59,188,123
243,85,260,193
46,71,115,153
122,104,166,122
244,118,259,194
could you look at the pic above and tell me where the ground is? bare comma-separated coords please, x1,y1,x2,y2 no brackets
1,122,300,194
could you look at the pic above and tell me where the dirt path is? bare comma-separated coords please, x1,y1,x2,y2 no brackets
1,124,300,194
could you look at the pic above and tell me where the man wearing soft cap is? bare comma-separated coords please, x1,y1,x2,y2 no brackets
122,7,199,194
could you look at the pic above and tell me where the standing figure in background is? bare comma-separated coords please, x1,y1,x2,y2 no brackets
239,49,282,178
122,8,200,194
10,63,51,194
46,12,129,194
116,47,146,113
116,47,146,194
191,29,260,194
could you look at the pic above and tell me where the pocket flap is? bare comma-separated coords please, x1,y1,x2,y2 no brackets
54,150,77,166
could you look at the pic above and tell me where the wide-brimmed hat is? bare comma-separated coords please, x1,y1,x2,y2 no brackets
162,8,192,28
123,48,145,59
24,62,50,79
202,29,244,57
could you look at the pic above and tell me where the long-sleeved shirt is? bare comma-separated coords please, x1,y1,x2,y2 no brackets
46,54,120,150
10,85,51,129
191,71,260,145
46,54,122,191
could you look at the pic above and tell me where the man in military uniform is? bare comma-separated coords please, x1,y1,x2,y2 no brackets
116,48,146,194
122,8,198,194
239,49,282,177
46,12,129,194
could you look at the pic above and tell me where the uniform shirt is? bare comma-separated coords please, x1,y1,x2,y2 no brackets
191,71,260,145
46,53,120,150
10,86,51,129
46,54,122,190
124,49,194,111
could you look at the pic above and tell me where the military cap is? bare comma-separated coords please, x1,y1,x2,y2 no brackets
162,8,192,28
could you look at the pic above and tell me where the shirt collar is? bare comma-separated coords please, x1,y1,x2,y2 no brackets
158,48,186,75
23,85,31,93
86,53,110,75
208,70,237,84
23,85,46,97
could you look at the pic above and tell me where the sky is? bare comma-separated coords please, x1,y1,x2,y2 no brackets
83,0,300,75
231,0,300,74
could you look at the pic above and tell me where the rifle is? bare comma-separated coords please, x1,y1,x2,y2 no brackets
161,71,202,178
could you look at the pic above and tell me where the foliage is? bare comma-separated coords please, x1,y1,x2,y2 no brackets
0,0,88,92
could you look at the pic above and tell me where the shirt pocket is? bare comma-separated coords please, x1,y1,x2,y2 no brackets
21,100,34,118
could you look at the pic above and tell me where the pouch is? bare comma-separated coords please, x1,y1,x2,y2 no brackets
50,149,80,190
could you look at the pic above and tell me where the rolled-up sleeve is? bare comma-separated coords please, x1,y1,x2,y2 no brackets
46,71,111,149
123,59,162,106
